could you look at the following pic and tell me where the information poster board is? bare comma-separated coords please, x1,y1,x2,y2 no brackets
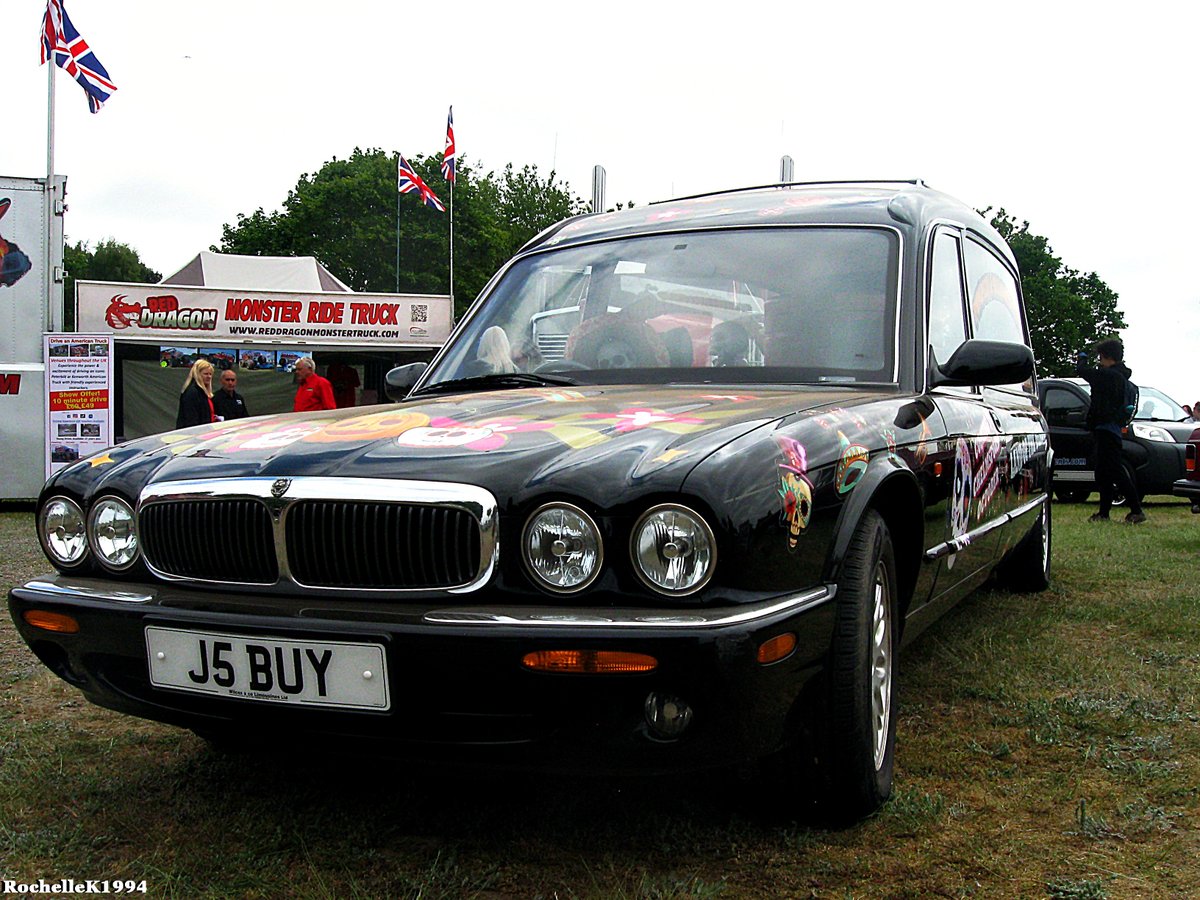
44,333,114,478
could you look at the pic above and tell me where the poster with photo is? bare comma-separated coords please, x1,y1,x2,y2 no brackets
276,349,307,372
201,347,238,371
239,348,273,370
159,346,197,368
44,334,114,478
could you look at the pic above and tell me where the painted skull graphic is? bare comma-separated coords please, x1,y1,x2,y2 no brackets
775,435,814,549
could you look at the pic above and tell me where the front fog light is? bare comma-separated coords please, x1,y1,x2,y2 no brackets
645,691,693,740
523,503,603,592
631,504,715,595
89,496,139,570
39,497,88,566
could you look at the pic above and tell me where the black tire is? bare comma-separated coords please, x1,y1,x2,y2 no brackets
998,497,1051,592
816,509,898,822
1054,487,1090,504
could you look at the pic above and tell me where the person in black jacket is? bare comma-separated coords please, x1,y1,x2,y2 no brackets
175,359,216,429
1076,338,1146,523
212,367,249,421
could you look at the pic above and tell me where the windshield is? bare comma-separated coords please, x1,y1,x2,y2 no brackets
422,227,900,390
1074,382,1188,422
1136,386,1188,421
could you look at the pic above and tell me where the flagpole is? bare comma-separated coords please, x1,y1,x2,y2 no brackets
46,46,57,328
395,188,401,293
448,180,454,310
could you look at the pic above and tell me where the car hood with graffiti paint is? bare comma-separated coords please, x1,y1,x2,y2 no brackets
60,386,884,494
44,383,923,602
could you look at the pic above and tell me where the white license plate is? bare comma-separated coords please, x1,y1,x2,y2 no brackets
145,627,390,710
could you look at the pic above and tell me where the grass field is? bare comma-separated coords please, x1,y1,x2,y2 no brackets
2,499,1197,899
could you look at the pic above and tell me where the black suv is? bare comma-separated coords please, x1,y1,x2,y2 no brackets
1039,377,1193,503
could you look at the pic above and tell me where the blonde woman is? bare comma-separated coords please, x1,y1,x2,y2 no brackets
476,326,517,374
175,358,216,428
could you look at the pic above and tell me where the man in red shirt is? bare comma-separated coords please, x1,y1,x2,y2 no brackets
292,357,335,412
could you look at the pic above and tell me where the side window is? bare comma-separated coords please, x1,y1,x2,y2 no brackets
928,232,969,367
964,237,1031,396
1043,387,1087,426
963,238,1025,345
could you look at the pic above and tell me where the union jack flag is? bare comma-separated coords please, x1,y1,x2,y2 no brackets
398,155,445,212
441,106,456,184
40,0,117,113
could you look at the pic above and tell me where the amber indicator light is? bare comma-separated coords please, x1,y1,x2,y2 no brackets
757,633,797,664
934,461,943,477
522,649,657,674
1186,446,1196,473
23,610,80,634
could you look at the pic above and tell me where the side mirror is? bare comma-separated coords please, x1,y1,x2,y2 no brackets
384,362,427,402
930,340,1034,388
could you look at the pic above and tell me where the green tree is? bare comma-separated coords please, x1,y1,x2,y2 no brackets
216,149,587,318
64,238,161,330
498,163,588,253
986,209,1126,376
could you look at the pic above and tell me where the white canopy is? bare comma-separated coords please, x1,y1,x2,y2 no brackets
161,251,351,293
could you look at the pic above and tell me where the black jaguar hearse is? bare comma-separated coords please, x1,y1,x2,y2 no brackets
10,180,1050,820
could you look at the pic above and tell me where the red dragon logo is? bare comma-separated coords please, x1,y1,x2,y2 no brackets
105,294,143,329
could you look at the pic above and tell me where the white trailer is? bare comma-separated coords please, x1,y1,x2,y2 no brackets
1,175,66,500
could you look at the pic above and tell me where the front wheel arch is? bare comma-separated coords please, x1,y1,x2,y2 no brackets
826,460,923,626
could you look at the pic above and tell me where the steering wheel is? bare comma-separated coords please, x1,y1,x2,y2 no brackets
536,359,588,373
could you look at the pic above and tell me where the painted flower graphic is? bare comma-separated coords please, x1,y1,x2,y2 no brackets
583,407,706,433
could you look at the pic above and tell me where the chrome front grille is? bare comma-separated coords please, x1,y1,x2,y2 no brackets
138,478,498,594
140,499,277,584
286,500,482,589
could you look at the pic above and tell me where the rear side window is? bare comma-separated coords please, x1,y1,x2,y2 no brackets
1043,386,1087,425
964,237,1031,396
963,238,1025,345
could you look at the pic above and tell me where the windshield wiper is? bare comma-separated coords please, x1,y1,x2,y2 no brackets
411,371,580,397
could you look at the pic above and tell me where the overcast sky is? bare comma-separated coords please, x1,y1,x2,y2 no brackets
6,0,1198,404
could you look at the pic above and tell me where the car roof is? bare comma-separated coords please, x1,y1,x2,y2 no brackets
521,180,1013,264
1040,376,1089,389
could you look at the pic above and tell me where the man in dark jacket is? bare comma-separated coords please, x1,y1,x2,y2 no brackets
212,368,249,421
1076,338,1145,523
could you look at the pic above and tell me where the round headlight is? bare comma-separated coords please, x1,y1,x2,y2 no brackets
39,496,89,567
631,504,716,595
523,503,603,593
88,496,139,570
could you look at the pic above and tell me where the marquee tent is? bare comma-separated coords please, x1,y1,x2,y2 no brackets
160,251,352,292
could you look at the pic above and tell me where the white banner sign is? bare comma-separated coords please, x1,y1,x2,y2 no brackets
76,282,452,347
44,333,114,478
